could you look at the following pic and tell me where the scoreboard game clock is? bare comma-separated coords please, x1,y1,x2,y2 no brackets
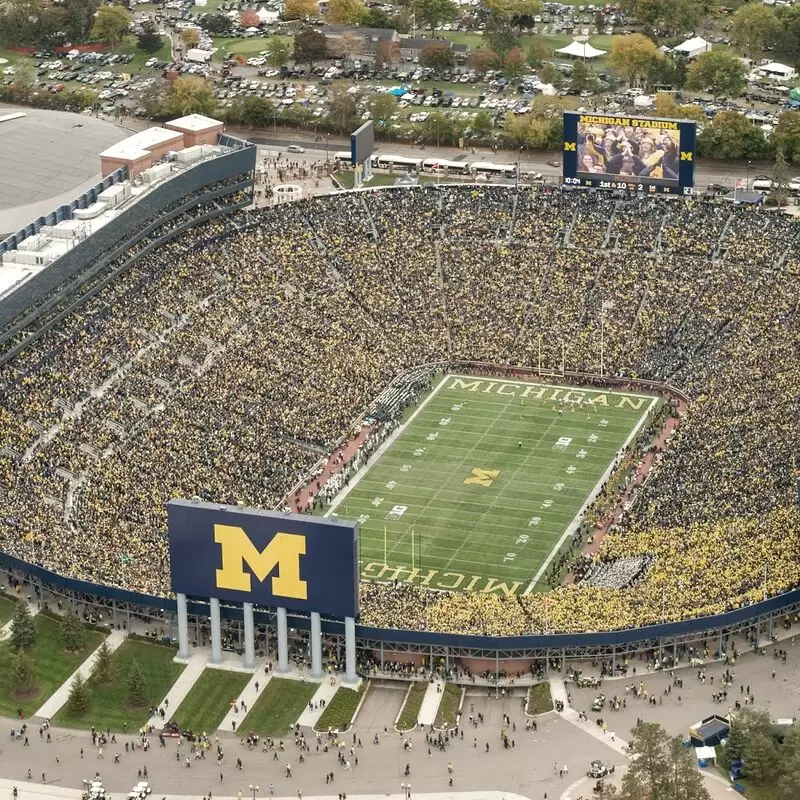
562,111,697,195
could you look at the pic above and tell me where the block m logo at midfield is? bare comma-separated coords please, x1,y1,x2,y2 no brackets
464,468,500,487
214,524,308,600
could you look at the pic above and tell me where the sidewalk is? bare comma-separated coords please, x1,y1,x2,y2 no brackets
418,678,444,727
0,597,39,642
35,629,125,719
218,668,273,735
296,676,340,729
146,651,208,730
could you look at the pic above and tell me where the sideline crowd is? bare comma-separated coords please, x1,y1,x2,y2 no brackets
0,186,798,635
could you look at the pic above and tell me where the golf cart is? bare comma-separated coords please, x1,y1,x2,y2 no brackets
591,693,606,712
587,759,613,778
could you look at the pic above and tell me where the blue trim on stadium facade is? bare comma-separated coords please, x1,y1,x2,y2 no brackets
0,550,794,651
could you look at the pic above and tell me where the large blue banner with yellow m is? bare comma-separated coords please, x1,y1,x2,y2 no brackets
167,499,359,618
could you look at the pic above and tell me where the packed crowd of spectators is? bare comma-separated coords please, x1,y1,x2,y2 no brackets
0,185,798,635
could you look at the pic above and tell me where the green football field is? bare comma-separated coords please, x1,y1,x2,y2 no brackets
329,374,658,595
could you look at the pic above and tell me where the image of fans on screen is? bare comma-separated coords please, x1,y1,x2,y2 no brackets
576,121,681,184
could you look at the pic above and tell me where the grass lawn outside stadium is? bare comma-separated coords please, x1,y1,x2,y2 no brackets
329,374,658,595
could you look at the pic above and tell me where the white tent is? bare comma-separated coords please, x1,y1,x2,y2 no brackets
556,40,607,59
694,746,716,765
186,48,212,63
257,6,279,23
757,61,797,81
673,36,711,59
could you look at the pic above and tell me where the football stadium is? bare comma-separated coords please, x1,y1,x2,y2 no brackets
0,111,799,697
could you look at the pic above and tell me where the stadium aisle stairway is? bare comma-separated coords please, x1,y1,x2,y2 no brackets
36,629,126,719
296,676,347,729
218,665,274,734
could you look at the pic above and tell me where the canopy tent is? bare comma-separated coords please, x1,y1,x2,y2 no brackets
757,61,797,80
790,87,800,102
694,745,717,767
690,715,730,746
556,40,607,59
672,36,711,59
257,6,279,23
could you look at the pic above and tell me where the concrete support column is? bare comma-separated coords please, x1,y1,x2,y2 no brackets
243,602,256,670
209,597,222,665
176,592,190,660
344,616,357,684
276,606,290,673
310,611,323,678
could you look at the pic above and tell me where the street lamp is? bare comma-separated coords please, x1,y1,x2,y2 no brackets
250,786,260,800
516,145,523,192
746,160,752,192
325,133,330,163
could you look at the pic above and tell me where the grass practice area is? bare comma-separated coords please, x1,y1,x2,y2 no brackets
0,595,17,628
54,640,184,731
315,682,368,732
0,614,104,717
171,668,251,734
528,682,553,715
396,682,427,730
435,682,463,729
240,677,317,737
336,375,655,594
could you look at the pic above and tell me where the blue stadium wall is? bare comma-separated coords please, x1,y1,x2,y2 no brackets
0,549,793,651
0,143,256,329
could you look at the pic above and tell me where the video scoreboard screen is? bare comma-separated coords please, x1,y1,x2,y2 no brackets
562,112,697,195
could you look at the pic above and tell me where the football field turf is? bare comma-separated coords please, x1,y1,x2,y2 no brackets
330,374,658,595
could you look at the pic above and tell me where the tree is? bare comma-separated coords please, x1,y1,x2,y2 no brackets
419,42,455,71
471,109,493,139
745,730,779,784
126,661,147,708
138,79,168,119
731,3,780,59
526,35,550,67
66,672,91,717
11,59,37,94
540,62,563,88
422,110,458,147
166,76,218,116
240,9,261,28
327,87,360,132
623,0,703,37
620,722,711,800
570,60,597,93
137,24,164,55
0,0,42,48
239,96,276,126
366,7,392,28
503,46,526,79
294,29,327,68
327,0,369,25
264,36,291,67
777,724,800,800
776,5,800,64
772,111,800,165
11,650,36,695
698,110,768,160
64,0,101,43
686,49,747,99
375,39,400,67
180,27,200,48
467,48,499,74
91,5,131,47
200,13,231,34
412,0,457,35
608,33,662,87
92,640,113,684
59,612,85,652
283,0,318,20
335,31,363,63
370,93,398,129
10,602,36,651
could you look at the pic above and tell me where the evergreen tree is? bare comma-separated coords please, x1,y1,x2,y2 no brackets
126,661,147,708
744,730,779,783
771,147,791,208
66,672,91,717
59,612,85,652
92,641,113,685
10,602,36,651
11,650,36,694
777,725,800,800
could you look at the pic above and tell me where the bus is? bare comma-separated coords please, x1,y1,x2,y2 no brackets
372,154,423,172
333,151,353,165
469,161,518,178
421,158,470,175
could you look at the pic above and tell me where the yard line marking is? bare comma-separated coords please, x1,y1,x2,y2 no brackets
522,394,659,595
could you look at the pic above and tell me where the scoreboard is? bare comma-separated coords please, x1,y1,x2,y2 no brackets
562,111,697,196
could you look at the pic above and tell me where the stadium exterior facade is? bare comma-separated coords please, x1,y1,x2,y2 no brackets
0,160,795,682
